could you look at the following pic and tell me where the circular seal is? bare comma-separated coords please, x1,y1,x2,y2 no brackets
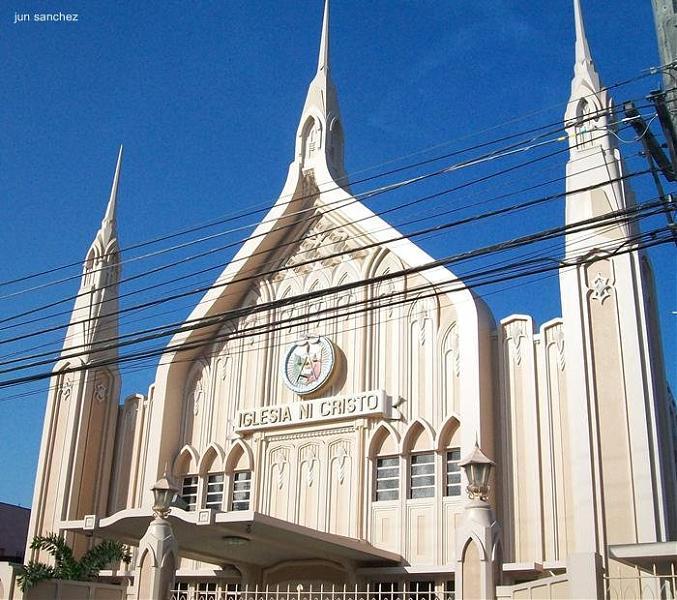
281,336,335,395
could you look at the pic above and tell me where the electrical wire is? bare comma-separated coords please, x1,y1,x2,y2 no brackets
0,74,663,292
0,198,666,387
0,163,647,349
1,213,666,405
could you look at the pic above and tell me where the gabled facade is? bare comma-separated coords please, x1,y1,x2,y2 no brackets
8,1,676,598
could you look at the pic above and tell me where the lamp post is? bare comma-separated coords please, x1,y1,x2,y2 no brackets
454,441,500,599
133,475,180,600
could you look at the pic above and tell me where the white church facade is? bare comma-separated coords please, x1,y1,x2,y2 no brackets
3,1,676,599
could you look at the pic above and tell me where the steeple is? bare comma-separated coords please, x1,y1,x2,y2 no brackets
293,0,346,184
317,0,329,74
99,145,123,247
564,0,612,158
561,0,630,257
66,147,124,351
26,148,124,563
573,0,593,72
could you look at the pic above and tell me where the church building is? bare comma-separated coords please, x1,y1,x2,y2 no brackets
3,1,675,598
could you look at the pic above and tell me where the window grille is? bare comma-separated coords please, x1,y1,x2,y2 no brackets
445,448,462,497
375,456,399,501
182,475,198,511
205,474,224,510
409,581,434,600
231,471,252,511
174,582,189,600
410,453,435,498
197,582,217,600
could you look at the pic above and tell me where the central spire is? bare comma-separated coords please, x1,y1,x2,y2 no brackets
293,0,346,184
569,0,601,92
317,0,329,74
101,145,123,244
573,0,592,67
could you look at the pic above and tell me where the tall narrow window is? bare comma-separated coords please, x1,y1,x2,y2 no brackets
446,448,462,497
375,456,399,501
205,473,224,510
231,471,252,511
181,475,198,511
410,452,435,498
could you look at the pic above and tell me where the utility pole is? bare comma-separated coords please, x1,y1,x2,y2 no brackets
652,0,677,132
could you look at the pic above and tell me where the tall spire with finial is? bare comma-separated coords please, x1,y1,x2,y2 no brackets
569,0,601,93
293,0,346,183
100,145,123,244
317,0,330,74
573,0,592,68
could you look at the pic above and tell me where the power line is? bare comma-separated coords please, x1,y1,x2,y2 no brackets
0,118,646,343
0,164,647,351
0,198,666,387
0,73,661,292
0,121,583,317
1,213,663,405
0,153,644,364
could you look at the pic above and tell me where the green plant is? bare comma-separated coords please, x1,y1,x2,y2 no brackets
17,533,131,592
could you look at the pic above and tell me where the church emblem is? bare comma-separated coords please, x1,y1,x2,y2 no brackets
282,336,335,395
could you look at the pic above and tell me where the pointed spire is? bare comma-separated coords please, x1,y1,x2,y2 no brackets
104,145,123,225
293,0,346,182
573,0,592,67
317,0,330,74
100,145,123,243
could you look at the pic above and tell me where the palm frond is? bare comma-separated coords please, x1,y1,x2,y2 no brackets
78,539,131,579
29,533,78,577
17,560,56,592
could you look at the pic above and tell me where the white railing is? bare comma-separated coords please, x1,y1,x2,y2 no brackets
604,561,677,599
168,587,455,600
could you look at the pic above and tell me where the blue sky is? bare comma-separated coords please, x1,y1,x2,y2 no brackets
0,0,674,507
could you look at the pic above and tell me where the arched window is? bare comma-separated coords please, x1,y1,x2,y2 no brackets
174,446,199,512
199,445,225,511
225,442,254,511
302,117,322,161
575,99,594,149
437,417,462,498
403,421,436,499
370,426,400,502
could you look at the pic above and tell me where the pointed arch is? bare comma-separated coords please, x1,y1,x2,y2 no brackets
301,115,323,160
137,547,156,569
225,439,254,473
368,421,400,458
332,258,360,287
400,418,436,454
461,534,488,562
173,444,199,477
198,442,226,475
435,414,462,452
364,246,404,280
160,548,177,569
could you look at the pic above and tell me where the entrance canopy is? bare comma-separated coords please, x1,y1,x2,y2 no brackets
61,509,401,568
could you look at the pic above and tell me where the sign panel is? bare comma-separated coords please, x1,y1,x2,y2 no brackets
235,389,388,433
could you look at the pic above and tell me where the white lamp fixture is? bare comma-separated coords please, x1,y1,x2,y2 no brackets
151,474,179,519
458,442,495,502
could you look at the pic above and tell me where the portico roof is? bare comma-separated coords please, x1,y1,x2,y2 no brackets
61,509,402,568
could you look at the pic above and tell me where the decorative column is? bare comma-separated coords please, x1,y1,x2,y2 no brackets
133,476,180,600
454,443,501,599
